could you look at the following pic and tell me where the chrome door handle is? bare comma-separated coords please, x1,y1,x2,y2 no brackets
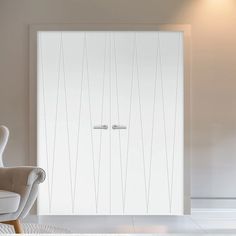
93,125,108,130
112,125,127,130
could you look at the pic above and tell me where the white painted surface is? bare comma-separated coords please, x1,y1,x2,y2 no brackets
37,31,184,215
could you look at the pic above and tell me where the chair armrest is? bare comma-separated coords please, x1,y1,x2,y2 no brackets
0,167,45,191
0,167,45,220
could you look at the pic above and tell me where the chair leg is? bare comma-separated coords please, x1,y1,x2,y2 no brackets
1,220,23,234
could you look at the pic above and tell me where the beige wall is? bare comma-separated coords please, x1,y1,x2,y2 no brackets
0,0,236,201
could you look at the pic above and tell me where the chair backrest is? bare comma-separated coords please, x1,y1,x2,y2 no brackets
0,126,9,167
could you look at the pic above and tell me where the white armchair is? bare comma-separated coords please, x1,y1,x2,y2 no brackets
0,126,45,233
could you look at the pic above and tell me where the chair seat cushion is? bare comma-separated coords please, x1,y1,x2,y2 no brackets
0,190,20,214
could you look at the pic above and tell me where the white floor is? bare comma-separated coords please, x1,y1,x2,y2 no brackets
23,209,236,234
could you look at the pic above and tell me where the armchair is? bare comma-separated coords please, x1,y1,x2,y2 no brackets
0,126,45,233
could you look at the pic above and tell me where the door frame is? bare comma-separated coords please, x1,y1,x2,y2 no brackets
29,24,191,214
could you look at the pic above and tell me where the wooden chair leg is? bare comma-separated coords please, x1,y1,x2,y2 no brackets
1,220,23,234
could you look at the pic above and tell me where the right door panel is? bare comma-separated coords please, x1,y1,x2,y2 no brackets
110,32,183,215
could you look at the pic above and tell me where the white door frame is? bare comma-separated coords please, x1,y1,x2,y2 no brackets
29,24,191,214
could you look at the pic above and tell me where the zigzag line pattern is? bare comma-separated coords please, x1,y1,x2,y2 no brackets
37,31,184,215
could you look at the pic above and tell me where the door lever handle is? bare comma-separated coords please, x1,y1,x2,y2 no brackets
112,125,127,130
93,125,108,130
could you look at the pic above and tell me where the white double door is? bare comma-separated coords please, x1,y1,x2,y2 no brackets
37,31,184,215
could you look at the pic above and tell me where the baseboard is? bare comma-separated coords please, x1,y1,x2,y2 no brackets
192,198,236,211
